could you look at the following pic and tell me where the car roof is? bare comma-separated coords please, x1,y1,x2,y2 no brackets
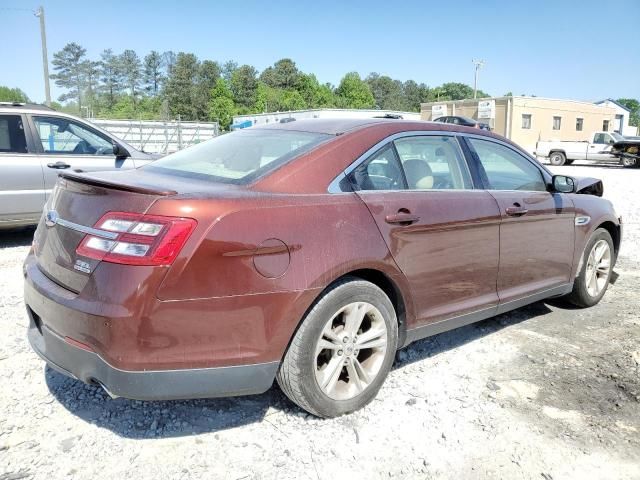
0,102,56,114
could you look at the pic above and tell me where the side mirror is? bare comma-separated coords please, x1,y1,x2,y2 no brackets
112,143,130,159
552,175,575,193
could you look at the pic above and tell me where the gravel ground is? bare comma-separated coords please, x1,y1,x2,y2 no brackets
1,164,639,480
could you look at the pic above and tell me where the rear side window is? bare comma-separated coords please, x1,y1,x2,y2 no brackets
468,138,546,192
0,115,28,153
394,136,472,190
349,144,405,191
146,129,331,184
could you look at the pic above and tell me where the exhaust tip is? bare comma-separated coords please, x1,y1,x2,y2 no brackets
92,379,119,399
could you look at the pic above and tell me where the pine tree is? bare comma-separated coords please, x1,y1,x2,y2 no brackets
50,42,87,110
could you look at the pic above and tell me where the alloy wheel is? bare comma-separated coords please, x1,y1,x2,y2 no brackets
314,301,388,400
585,239,611,297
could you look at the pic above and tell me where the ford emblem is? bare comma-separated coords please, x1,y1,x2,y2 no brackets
45,210,59,228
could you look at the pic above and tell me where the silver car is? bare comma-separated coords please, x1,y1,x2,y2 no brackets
0,103,156,228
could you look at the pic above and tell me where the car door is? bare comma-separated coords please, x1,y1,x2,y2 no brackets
0,113,45,224
588,133,616,161
349,133,501,327
465,136,575,307
28,114,137,199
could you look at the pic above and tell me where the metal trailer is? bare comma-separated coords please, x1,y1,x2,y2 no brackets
89,119,220,154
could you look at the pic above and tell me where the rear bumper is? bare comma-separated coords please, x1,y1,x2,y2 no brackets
27,313,279,401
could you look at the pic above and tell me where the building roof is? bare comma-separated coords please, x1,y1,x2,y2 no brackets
594,99,631,112
255,117,414,135
421,96,612,108
234,108,419,119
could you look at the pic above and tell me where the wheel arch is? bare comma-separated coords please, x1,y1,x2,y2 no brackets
596,220,621,259
340,268,409,348
280,267,412,362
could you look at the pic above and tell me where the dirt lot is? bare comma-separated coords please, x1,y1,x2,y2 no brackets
1,163,638,480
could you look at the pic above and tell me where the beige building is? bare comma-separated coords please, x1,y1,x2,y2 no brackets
420,96,618,155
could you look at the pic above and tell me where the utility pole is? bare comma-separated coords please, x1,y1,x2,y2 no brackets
34,6,51,106
472,59,485,99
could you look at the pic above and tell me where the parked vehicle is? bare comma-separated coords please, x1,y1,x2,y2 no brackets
25,118,622,418
433,115,491,130
535,131,635,167
0,103,158,229
611,137,640,168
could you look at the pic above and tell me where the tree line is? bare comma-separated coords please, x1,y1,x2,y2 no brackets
2,42,638,131
45,43,492,129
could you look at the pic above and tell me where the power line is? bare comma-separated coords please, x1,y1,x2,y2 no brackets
0,7,36,12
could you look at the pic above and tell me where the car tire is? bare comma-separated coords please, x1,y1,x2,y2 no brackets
549,151,566,166
621,156,636,168
565,228,614,308
276,277,398,418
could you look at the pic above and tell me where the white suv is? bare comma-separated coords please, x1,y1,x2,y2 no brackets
0,103,157,228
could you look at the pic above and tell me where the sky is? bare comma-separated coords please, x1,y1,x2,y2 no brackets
1,0,638,104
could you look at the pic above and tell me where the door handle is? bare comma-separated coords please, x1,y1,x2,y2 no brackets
385,213,420,225
505,205,529,216
47,161,71,169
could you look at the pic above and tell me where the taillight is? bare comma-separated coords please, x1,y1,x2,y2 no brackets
76,212,196,266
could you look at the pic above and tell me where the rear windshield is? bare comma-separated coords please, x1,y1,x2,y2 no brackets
144,129,331,184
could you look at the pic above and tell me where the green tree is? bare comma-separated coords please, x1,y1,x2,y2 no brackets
82,60,100,112
119,50,142,104
0,86,29,102
260,58,300,89
295,74,336,108
439,82,489,100
143,51,165,96
99,49,123,109
616,98,640,127
231,65,259,108
209,78,236,130
365,73,407,110
50,42,87,110
254,82,269,113
221,60,238,82
335,72,375,108
193,60,221,119
163,52,200,119
280,90,307,111
403,80,430,112
162,51,177,76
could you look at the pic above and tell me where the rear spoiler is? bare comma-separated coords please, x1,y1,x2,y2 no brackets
59,171,177,196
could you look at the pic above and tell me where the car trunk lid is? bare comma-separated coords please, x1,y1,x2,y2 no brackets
33,173,170,293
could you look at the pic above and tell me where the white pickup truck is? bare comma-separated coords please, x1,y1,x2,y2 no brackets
536,131,635,167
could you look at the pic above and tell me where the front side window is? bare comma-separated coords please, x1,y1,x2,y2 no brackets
147,128,331,184
394,136,472,190
522,114,532,129
468,138,547,192
0,115,27,153
349,144,404,191
33,116,114,155
552,116,562,130
576,118,584,131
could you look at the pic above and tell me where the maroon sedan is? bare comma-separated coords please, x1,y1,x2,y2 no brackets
25,119,621,417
